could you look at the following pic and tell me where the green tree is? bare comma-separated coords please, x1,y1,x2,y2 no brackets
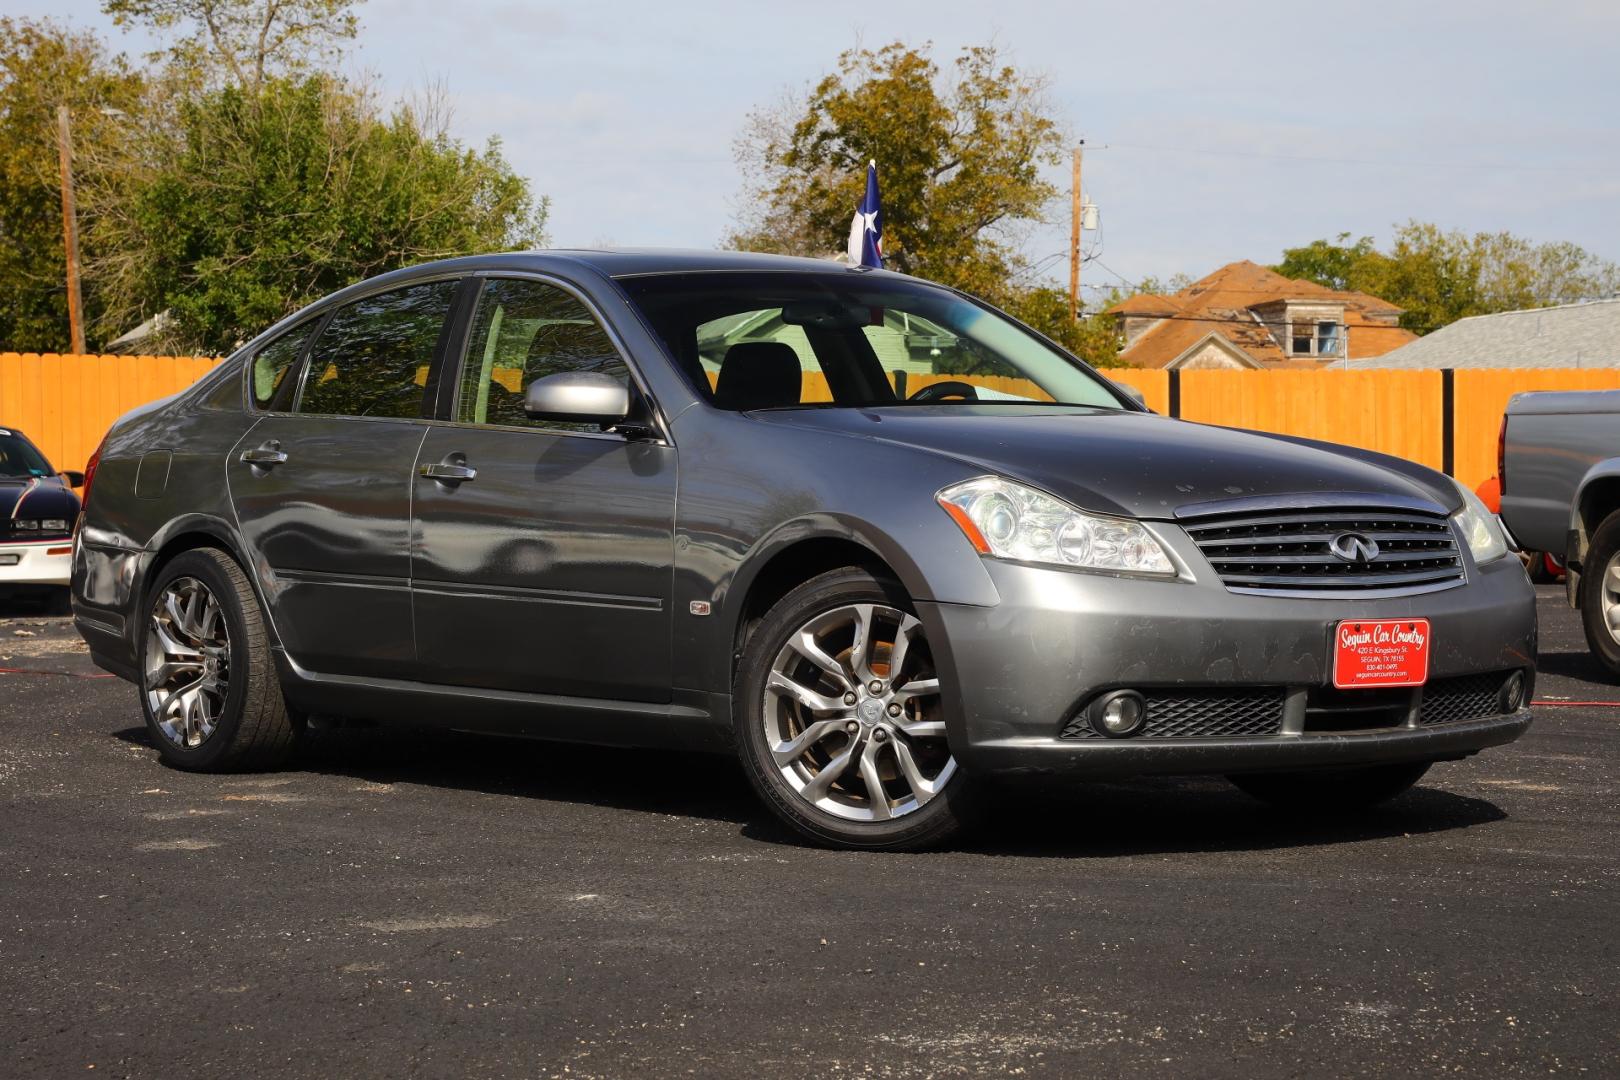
729,41,1065,304
89,76,547,353
1275,222,1620,334
1273,233,1378,292
0,18,144,351
102,0,360,92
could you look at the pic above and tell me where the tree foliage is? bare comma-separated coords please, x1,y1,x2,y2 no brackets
87,76,547,353
729,41,1065,304
102,0,359,92
1276,224,1620,334
0,18,144,351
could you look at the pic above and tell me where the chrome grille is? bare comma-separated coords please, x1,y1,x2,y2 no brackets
1061,688,1284,739
1419,672,1505,726
1183,508,1463,594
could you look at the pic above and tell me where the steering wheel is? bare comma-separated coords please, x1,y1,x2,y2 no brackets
908,380,981,402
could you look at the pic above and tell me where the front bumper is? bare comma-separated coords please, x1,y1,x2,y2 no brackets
920,552,1537,779
0,537,74,587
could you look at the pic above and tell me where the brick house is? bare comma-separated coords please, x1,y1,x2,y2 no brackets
1107,260,1418,369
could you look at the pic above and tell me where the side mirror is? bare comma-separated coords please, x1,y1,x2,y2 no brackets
523,371,632,425
61,470,85,488
1117,384,1149,411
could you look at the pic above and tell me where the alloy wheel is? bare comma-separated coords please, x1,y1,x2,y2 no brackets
144,576,232,749
1603,552,1620,645
762,603,954,822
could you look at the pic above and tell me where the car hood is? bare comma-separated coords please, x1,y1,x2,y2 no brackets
754,406,1460,520
0,476,80,521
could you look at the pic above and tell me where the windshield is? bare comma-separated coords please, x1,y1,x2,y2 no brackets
0,431,52,479
617,272,1128,411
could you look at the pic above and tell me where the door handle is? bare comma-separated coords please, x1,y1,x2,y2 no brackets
419,461,477,483
239,443,288,467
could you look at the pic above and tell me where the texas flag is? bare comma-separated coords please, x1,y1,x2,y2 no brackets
846,160,883,269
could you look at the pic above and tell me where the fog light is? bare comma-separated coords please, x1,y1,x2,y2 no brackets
1499,671,1526,712
1090,690,1147,738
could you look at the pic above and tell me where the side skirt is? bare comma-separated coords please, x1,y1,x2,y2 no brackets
272,648,733,754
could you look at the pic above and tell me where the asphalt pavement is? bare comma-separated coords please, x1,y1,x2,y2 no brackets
1,585,1615,1078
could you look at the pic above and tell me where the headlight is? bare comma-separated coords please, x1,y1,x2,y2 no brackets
937,477,1176,577
13,519,69,533
1451,481,1509,565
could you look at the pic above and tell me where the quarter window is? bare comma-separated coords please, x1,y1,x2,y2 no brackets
249,321,315,409
456,279,629,431
297,280,458,419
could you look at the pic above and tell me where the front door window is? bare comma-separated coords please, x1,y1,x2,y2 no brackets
456,279,629,432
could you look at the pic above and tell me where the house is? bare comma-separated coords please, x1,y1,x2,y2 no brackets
1107,261,1418,369
1348,297,1620,369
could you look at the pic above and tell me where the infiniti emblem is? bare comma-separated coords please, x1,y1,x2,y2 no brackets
1329,532,1381,564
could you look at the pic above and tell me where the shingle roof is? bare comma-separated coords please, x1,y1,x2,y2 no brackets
1106,260,1417,369
1348,298,1620,369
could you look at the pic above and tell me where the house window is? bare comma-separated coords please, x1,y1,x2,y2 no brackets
1316,321,1340,357
1288,319,1342,357
1289,320,1315,354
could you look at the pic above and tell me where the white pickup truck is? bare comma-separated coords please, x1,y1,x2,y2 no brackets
1501,389,1620,676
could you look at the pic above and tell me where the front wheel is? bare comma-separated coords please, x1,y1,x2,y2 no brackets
1227,761,1432,811
734,567,974,850
1579,511,1620,679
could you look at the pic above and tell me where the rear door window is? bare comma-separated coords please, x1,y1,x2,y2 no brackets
297,280,459,419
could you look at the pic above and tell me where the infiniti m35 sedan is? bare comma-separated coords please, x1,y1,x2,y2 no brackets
71,251,1535,849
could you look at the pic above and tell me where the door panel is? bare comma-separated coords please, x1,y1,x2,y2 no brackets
226,278,459,679
410,426,676,700
229,416,427,678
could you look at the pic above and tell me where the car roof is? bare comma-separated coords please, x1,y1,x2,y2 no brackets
327,249,902,292
235,249,916,363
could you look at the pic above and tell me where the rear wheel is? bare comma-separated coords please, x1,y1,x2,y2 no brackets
734,567,973,850
1579,511,1620,679
139,547,299,771
1227,761,1431,810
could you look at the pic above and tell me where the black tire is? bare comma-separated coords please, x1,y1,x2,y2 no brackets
1227,760,1432,811
1579,510,1620,679
734,566,976,851
138,547,299,771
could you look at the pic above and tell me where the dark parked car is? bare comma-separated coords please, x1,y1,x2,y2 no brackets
1499,389,1620,675
1,425,83,607
72,251,1535,849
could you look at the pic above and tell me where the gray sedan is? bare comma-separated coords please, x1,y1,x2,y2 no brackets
71,251,1535,849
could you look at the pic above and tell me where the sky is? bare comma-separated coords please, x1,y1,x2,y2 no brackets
17,0,1620,302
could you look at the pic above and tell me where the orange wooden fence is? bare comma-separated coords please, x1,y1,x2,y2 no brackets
5,352,1620,492
0,353,221,478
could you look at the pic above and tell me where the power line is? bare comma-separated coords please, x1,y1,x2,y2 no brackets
1095,141,1617,175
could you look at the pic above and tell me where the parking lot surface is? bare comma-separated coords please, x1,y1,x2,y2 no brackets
1,585,1615,1078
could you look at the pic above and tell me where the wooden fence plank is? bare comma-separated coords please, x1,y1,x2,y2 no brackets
1453,369,1620,491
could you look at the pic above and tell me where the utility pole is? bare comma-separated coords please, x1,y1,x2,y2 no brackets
56,104,86,355
1069,142,1083,323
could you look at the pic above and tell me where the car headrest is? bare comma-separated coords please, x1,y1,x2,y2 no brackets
715,342,802,411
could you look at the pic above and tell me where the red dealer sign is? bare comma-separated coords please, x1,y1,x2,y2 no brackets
1332,619,1431,689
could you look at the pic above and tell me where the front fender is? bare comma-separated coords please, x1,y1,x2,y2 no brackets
719,510,1001,628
